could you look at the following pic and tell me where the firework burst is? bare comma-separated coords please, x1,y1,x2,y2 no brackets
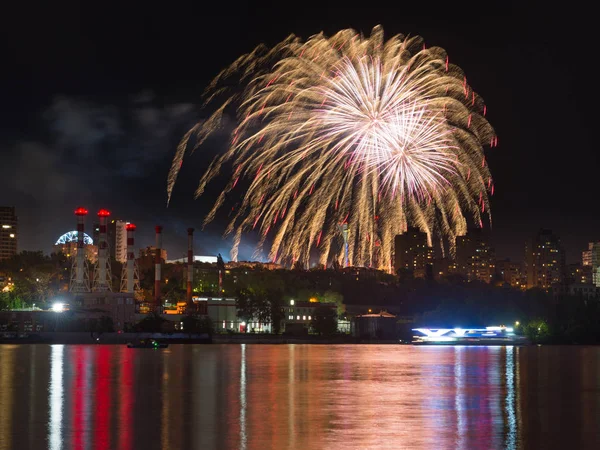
168,26,496,271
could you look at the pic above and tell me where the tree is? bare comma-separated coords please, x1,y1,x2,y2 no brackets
266,289,285,334
135,313,167,333
320,290,345,316
310,305,338,336
181,314,213,336
522,318,550,343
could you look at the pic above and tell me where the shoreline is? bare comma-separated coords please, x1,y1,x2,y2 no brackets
0,331,401,345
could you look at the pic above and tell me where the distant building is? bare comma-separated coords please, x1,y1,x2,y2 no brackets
225,261,282,270
55,241,99,264
495,259,524,289
351,310,398,340
568,283,600,299
0,207,18,261
139,246,168,262
524,229,565,290
284,299,338,331
54,230,98,263
582,242,600,287
192,296,271,333
433,257,458,281
393,228,433,278
114,220,128,263
567,263,591,285
167,255,216,264
456,230,495,283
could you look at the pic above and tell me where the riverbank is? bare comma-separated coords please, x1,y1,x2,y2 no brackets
0,331,401,345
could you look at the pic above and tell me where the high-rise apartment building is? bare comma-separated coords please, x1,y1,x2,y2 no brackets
114,220,128,263
582,242,600,287
0,207,18,261
524,229,565,290
95,220,118,261
495,259,524,289
455,230,495,283
393,228,433,278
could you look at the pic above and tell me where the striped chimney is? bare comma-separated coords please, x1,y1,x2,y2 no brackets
96,209,110,290
187,228,194,308
126,223,136,293
154,225,163,311
74,207,88,285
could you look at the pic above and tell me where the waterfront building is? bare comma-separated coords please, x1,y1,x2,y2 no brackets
0,206,17,261
351,310,398,339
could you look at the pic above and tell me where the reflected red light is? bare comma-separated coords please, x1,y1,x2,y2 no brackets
125,223,137,231
74,207,88,216
97,209,111,217
95,347,111,450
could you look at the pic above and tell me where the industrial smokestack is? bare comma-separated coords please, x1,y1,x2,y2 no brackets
187,228,194,309
93,209,112,291
154,225,163,312
70,207,90,292
126,223,136,293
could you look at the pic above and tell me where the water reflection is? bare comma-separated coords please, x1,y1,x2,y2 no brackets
1,344,600,449
240,344,247,450
49,345,64,450
505,346,517,450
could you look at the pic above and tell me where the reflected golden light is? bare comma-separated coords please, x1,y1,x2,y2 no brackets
0,346,15,450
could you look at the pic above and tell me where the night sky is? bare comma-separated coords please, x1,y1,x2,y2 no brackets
1,1,597,263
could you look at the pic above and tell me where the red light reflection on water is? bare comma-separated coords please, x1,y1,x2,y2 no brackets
118,348,133,450
94,347,111,450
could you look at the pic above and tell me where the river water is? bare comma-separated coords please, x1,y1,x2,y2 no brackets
0,344,599,450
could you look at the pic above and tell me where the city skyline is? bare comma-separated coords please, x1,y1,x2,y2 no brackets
1,2,598,263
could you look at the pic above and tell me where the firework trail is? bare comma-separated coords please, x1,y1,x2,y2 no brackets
168,26,496,270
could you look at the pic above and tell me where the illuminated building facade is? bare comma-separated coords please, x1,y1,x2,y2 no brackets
524,229,565,290
495,259,524,289
114,220,128,263
582,242,600,287
0,206,17,261
456,230,495,283
54,231,98,263
393,228,433,278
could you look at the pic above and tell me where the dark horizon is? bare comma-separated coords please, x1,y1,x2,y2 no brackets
1,1,598,264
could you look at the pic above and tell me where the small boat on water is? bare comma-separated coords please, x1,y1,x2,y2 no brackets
127,339,168,349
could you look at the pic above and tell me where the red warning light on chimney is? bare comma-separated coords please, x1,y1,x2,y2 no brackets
97,209,111,217
126,223,137,231
74,207,88,216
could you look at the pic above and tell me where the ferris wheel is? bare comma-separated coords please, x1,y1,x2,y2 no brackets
55,231,94,245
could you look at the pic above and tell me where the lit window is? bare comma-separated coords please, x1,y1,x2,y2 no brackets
297,316,300,320
302,316,306,320
290,299,295,306
308,316,312,320
288,315,293,320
